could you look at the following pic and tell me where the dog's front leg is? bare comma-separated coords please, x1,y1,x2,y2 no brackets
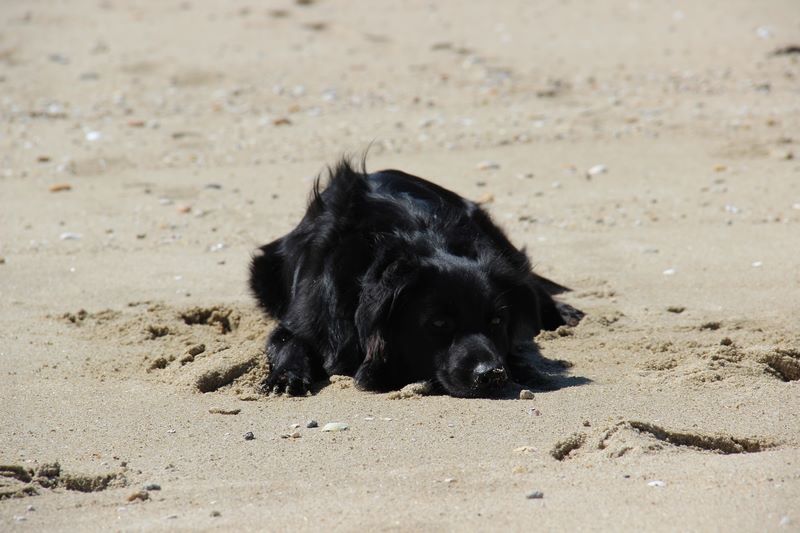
260,324,314,396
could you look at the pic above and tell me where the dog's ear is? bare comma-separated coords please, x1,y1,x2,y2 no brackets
353,254,417,391
507,277,571,341
505,280,546,345
488,255,567,345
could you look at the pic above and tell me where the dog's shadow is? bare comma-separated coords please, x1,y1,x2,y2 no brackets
521,341,592,393
313,341,589,399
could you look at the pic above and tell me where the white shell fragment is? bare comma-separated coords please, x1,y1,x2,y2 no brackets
476,160,500,170
321,422,349,432
513,446,536,454
586,164,607,178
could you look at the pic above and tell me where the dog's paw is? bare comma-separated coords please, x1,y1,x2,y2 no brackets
555,301,584,327
260,370,311,396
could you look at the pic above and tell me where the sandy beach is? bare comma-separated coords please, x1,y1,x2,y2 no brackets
1,0,799,530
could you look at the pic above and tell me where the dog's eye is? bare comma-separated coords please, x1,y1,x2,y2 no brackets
428,317,454,333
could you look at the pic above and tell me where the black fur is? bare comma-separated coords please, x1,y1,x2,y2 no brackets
249,160,579,397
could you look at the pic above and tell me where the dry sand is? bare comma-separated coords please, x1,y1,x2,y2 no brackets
1,0,799,530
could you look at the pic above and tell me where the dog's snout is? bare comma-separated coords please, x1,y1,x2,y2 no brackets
473,363,507,386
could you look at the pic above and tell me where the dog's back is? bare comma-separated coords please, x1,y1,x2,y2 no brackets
251,160,569,319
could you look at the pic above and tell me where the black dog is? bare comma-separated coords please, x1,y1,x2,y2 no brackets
249,160,578,397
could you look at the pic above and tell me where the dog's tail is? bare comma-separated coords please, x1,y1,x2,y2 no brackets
306,157,369,220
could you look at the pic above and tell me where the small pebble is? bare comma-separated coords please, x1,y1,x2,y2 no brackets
26,505,35,512
444,478,456,484
720,337,733,346
290,423,301,429
211,510,221,518
519,389,535,400
526,490,544,499
321,422,349,432
476,192,495,204
666,306,685,314
85,131,102,142
243,431,255,440
751,261,763,268
771,148,794,160
49,183,72,192
662,268,676,276
127,490,149,502
647,480,666,488
144,483,161,491
49,53,69,64
306,420,319,428
14,516,26,522
176,204,192,214
60,232,82,241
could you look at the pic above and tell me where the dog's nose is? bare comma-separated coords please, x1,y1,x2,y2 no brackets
473,363,507,387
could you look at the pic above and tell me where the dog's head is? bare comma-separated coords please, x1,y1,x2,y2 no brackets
354,243,543,397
